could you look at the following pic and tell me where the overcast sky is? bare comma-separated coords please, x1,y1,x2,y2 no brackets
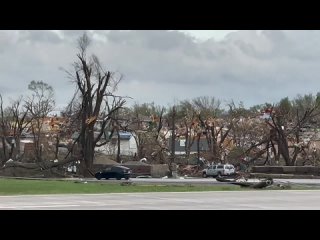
0,30,319,111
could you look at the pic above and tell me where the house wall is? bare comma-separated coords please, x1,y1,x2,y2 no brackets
128,137,137,155
95,137,138,156
117,138,137,156
169,138,209,155
119,140,131,155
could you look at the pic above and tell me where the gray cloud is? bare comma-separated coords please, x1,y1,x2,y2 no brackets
17,30,63,44
0,30,320,111
106,30,196,51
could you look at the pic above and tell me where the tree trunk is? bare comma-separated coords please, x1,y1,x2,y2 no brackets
210,126,219,162
33,121,43,163
212,142,219,163
205,127,213,160
1,137,8,164
81,127,95,177
168,106,176,178
54,135,59,160
270,140,277,165
15,136,21,159
197,133,200,162
278,135,291,165
185,126,195,160
9,142,14,159
184,126,189,157
264,142,270,165
116,129,121,163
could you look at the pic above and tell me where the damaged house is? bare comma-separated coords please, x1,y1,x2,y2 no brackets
95,131,137,156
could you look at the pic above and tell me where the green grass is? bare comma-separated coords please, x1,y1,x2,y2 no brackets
0,179,244,195
0,179,315,195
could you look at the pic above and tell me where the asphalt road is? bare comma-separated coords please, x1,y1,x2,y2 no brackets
1,190,320,209
87,177,320,186
7,176,320,186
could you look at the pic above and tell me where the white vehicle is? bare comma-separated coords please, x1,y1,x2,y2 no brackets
202,164,235,178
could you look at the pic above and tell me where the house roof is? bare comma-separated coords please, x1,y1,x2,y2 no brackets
111,131,133,140
72,131,133,141
169,138,210,152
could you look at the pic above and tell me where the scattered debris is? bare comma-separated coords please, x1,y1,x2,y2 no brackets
136,175,152,178
178,165,202,177
274,183,291,189
216,176,274,189
74,178,88,184
121,181,135,186
140,158,148,163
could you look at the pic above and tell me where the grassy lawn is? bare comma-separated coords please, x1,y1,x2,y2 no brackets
0,179,316,195
0,179,244,195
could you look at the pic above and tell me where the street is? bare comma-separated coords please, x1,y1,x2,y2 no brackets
1,190,320,209
86,177,320,186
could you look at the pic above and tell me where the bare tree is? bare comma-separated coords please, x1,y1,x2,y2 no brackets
24,80,55,162
68,33,126,177
266,95,320,166
194,97,234,163
176,100,198,158
168,106,176,177
241,95,320,166
121,103,165,161
0,94,10,164
7,96,31,160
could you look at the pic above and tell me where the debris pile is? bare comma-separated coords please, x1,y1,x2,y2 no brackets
177,165,203,177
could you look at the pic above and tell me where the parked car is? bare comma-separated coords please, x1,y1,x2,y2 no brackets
95,165,132,180
202,164,235,178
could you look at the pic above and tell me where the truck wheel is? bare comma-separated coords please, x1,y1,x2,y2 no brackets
202,173,207,178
